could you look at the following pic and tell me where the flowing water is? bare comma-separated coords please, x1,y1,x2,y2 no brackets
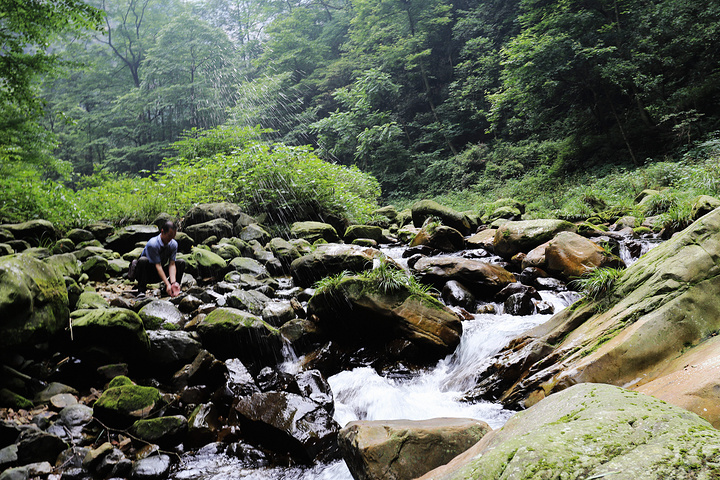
170,291,572,480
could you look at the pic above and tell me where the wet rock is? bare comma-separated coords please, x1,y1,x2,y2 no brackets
82,255,109,281
0,254,69,350
67,229,95,244
290,221,340,244
73,245,115,262
34,383,78,404
187,248,228,280
132,453,172,480
533,276,566,291
223,358,260,397
261,301,295,327
0,444,18,469
1,462,52,480
295,370,333,412
185,218,234,244
267,238,301,270
178,294,203,313
130,416,188,446
148,330,202,369
139,300,184,329
344,225,383,244
413,256,515,296
15,429,67,464
48,404,93,443
82,442,113,470
411,200,471,235
93,384,162,428
69,308,150,361
256,367,297,393
493,219,576,259
104,225,158,255
228,257,269,278
184,202,245,228
0,220,56,247
494,282,541,302
171,349,227,392
535,300,555,314
226,289,270,315
49,393,77,410
186,403,221,448
441,280,476,311
339,418,491,480
545,231,625,280
420,384,720,480
239,224,271,245
96,447,131,478
465,229,496,251
85,222,113,241
503,292,535,316
278,318,324,354
211,243,241,260
234,391,340,463
44,253,81,279
290,244,381,288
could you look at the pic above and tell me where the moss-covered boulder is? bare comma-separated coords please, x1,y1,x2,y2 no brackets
267,237,302,269
691,195,720,220
290,244,381,288
104,225,158,254
93,384,162,428
0,220,56,247
129,415,188,446
290,221,340,243
69,308,150,360
184,202,245,227
340,418,491,480
75,291,109,310
0,254,69,350
228,257,269,278
409,224,465,252
239,223,271,245
344,225,383,244
411,200,471,235
421,384,720,480
464,207,720,427
308,276,462,361
185,218,234,244
189,247,228,279
196,307,282,372
210,242,242,260
493,219,577,259
44,253,81,280
138,300,183,329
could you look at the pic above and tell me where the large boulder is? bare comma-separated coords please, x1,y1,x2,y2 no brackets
339,418,491,480
290,221,340,243
464,207,720,427
344,225,383,244
544,231,625,280
138,300,184,329
238,224,271,245
411,200,471,235
184,218,233,244
308,276,462,360
187,247,228,280
412,257,516,297
234,391,339,463
184,202,245,227
409,225,465,253
290,244,381,288
196,307,282,373
104,225,158,254
44,253,81,280
420,384,720,480
465,229,496,251
0,220,56,247
93,383,162,428
69,308,150,361
0,254,69,350
493,219,576,259
147,330,202,369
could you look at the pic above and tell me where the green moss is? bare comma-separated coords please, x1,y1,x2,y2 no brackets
130,415,187,442
0,388,34,409
94,385,161,416
108,375,134,388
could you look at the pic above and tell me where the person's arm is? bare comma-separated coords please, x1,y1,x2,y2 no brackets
154,262,171,294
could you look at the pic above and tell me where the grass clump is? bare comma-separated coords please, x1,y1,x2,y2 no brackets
570,267,624,301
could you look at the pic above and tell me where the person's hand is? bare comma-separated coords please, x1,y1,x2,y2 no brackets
170,282,181,297
166,283,173,296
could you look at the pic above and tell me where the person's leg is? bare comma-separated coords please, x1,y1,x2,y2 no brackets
174,259,185,284
135,256,160,293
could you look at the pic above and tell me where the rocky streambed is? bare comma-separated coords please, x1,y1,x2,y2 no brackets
3,197,720,479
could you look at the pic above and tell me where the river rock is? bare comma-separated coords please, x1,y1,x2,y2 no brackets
493,219,576,259
0,220,56,247
186,403,221,448
15,429,67,465
340,418,491,480
93,384,162,428
413,256,515,296
691,195,720,220
464,207,720,426
503,292,535,316
409,225,465,252
211,242,242,260
76,291,109,310
147,330,202,369
465,229,496,251
139,300,183,329
239,224,271,245
290,221,340,243
184,202,245,227
0,254,69,350
308,276,462,360
44,253,81,279
234,391,339,463
185,218,234,244
344,225,383,244
229,257,269,278
130,416,188,446
188,247,228,280
69,308,150,361
420,384,720,480
545,231,625,280
196,307,282,372
66,229,95,244
266,237,301,270
132,453,172,479
411,200,471,235
104,225,158,254
226,289,270,315
290,244,381,288
441,280,476,311
261,301,295,327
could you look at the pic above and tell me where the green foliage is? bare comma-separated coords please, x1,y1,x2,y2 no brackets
570,267,624,302
314,271,351,295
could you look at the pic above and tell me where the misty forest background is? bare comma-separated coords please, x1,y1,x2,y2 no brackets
3,0,720,229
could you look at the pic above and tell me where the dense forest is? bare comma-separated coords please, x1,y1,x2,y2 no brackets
3,0,720,226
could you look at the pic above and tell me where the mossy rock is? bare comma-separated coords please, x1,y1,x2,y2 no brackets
343,225,383,243
190,247,228,279
0,388,34,409
0,254,69,350
75,291,109,310
0,220,56,247
52,238,75,254
290,221,340,243
228,257,269,278
493,219,576,258
70,308,150,361
633,226,652,235
211,243,242,261
93,384,162,428
44,253,81,279
129,415,188,446
411,200,471,235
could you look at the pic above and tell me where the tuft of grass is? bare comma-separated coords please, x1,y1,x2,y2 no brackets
314,270,351,294
570,267,624,301
655,201,694,231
